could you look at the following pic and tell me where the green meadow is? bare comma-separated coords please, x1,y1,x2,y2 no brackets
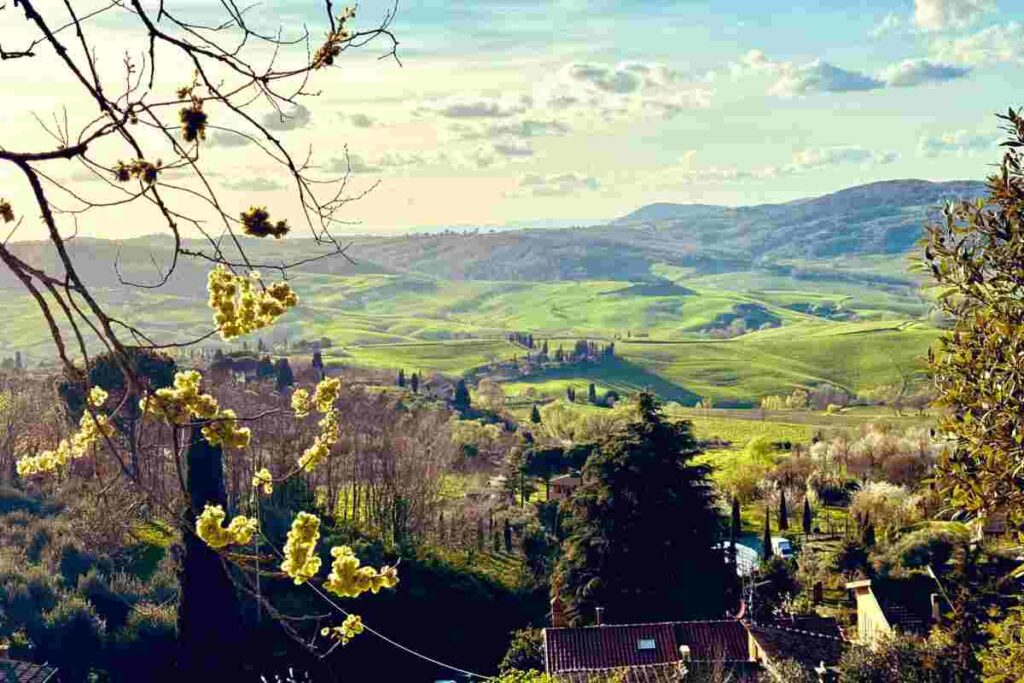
2,256,939,406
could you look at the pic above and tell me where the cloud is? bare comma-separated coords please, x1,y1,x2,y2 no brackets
451,118,572,141
208,132,252,148
769,61,883,96
929,21,1024,65
541,61,711,121
326,150,444,174
514,172,600,197
420,96,528,119
881,59,971,87
661,146,898,187
870,13,904,38
723,50,969,96
914,0,994,31
918,130,996,156
223,177,287,191
261,104,312,131
786,146,899,172
350,113,375,128
492,140,535,158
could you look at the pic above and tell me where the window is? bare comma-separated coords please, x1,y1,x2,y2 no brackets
637,638,656,651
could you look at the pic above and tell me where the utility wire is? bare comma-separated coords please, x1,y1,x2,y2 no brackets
259,531,494,681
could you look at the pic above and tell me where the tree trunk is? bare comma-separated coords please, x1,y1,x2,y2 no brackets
177,427,244,678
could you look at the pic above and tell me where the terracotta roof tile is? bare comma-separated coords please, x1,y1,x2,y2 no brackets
0,659,58,683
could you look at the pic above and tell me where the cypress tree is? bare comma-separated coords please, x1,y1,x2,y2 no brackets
530,404,542,424
802,497,812,535
311,349,324,379
762,511,773,561
274,358,295,392
411,372,419,394
778,489,789,531
398,369,406,387
588,383,597,404
731,497,741,540
504,519,513,553
454,379,471,410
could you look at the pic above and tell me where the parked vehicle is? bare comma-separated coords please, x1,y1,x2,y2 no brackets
770,536,795,559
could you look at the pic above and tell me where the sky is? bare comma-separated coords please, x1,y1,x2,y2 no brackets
1,0,1023,237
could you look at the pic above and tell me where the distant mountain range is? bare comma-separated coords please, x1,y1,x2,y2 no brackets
1,179,987,291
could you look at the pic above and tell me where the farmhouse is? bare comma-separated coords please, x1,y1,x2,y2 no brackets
846,574,948,645
543,599,845,681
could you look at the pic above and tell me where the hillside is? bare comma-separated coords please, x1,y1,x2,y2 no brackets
0,179,965,404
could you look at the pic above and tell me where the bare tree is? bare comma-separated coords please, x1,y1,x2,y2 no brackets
1,2,404,676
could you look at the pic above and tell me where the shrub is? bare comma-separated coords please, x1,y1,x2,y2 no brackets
37,595,106,680
110,602,177,681
500,628,544,674
884,525,968,572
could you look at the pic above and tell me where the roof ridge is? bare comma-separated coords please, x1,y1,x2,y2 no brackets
749,621,847,642
545,618,741,631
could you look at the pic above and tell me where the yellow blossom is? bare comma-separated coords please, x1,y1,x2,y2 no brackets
195,504,257,549
323,545,398,599
252,467,273,495
291,388,312,418
281,512,322,584
312,377,341,413
207,266,298,340
321,614,364,644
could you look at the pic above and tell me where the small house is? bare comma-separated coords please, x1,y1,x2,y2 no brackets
550,474,581,501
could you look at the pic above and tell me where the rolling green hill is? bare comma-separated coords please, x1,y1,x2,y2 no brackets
0,179,959,404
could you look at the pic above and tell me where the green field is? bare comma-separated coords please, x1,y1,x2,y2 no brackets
2,253,940,405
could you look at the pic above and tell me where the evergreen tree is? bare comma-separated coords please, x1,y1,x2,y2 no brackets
311,349,324,379
257,337,265,352
862,519,876,548
555,392,730,623
274,358,294,392
731,497,741,540
588,383,597,404
454,379,471,410
504,519,513,553
778,489,789,531
762,511,773,561
256,355,275,381
542,340,549,356
398,368,406,387
530,404,542,424
13,351,21,370
802,497,812,536
411,372,420,394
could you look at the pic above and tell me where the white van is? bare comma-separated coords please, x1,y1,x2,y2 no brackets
771,536,794,559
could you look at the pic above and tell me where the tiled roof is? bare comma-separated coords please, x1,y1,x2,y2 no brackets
545,623,680,673
676,620,749,662
555,663,681,683
747,622,846,670
0,659,58,683
544,619,752,678
872,575,945,636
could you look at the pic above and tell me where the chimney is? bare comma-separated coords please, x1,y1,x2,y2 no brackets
550,596,566,628
595,606,605,626
930,593,941,623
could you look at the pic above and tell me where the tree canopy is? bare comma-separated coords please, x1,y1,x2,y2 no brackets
554,392,731,624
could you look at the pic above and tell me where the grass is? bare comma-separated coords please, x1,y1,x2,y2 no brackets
3,254,942,406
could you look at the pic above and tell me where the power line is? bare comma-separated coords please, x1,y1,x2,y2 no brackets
259,531,494,681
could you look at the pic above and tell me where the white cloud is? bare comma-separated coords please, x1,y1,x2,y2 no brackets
208,132,252,148
657,146,898,187
350,113,375,128
914,0,995,31
449,118,571,142
870,13,904,38
326,150,445,174
418,96,529,119
261,104,312,131
929,21,1024,65
769,61,883,97
786,146,899,172
918,130,996,156
540,60,711,121
223,177,286,191
880,59,971,87
513,172,600,197
492,140,535,158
